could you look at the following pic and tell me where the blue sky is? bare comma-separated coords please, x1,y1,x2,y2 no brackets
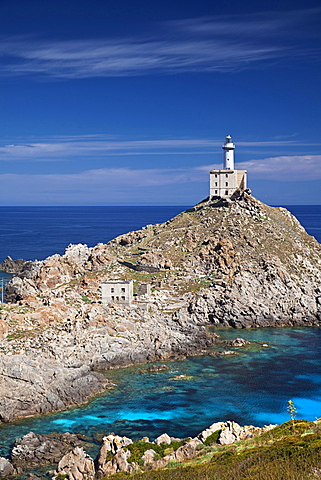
0,0,320,206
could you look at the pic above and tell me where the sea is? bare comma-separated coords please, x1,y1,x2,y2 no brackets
0,205,320,457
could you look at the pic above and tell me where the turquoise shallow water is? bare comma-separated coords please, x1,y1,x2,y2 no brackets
0,327,320,457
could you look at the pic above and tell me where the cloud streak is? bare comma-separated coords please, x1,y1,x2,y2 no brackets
0,155,320,204
0,136,317,161
0,9,319,79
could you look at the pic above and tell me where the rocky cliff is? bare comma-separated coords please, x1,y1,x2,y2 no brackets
0,191,321,421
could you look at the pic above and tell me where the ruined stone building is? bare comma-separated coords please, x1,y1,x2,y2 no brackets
101,280,133,305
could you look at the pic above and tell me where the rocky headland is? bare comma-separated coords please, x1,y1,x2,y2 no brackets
0,191,321,423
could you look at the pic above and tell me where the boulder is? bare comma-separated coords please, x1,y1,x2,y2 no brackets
198,421,224,443
0,457,15,477
95,435,134,477
141,449,157,466
154,433,171,445
96,448,138,478
218,421,253,445
10,431,87,470
53,447,95,480
151,438,201,469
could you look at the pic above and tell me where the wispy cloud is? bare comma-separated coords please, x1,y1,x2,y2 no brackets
0,9,319,79
202,155,321,181
0,135,317,161
0,155,320,204
239,155,321,181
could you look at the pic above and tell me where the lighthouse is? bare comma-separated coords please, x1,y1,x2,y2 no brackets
222,135,235,170
209,135,247,199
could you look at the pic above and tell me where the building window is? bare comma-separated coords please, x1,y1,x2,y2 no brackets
111,296,114,300
215,190,218,194
111,288,114,293
116,296,119,301
121,296,125,301
226,174,228,178
225,190,228,195
215,182,218,186
225,182,228,186
121,288,125,292
215,174,218,178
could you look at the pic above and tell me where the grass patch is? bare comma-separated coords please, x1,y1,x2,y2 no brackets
101,420,321,480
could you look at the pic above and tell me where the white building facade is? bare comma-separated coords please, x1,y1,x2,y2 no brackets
101,280,133,305
210,135,247,199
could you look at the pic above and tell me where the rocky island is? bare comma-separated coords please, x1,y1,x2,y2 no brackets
0,190,321,426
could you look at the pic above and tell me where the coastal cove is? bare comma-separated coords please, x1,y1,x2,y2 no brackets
0,326,320,459
0,202,321,467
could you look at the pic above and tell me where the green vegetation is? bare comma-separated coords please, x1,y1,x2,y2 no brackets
102,421,321,480
203,429,221,446
81,295,91,303
124,440,184,464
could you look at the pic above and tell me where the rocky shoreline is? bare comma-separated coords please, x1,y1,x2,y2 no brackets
0,419,277,478
0,192,321,425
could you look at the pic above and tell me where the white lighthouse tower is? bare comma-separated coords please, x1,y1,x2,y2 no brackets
209,135,247,199
223,135,235,170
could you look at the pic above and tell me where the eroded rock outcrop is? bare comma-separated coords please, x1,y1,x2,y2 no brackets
11,432,87,472
0,355,110,423
53,447,95,480
1,192,321,422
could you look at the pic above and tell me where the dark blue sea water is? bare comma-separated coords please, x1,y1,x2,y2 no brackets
0,205,320,457
0,205,320,265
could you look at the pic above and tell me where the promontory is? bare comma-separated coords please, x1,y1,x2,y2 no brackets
0,190,321,422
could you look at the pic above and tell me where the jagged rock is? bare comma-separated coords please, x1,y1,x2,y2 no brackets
0,457,15,477
96,448,138,478
0,256,28,273
151,438,202,469
229,337,251,347
53,447,95,480
154,433,171,445
10,432,87,470
98,434,133,456
63,244,91,266
141,449,157,466
198,422,224,442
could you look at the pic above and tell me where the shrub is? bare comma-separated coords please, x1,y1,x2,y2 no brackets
203,429,221,446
